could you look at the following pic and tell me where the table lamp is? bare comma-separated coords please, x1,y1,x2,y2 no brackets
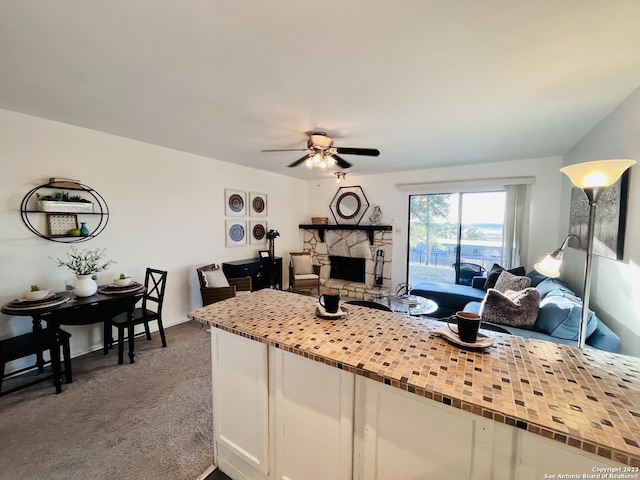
536,159,636,348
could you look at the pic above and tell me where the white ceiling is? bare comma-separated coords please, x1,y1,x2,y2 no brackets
2,1,640,180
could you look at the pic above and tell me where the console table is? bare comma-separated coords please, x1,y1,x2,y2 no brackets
223,257,282,291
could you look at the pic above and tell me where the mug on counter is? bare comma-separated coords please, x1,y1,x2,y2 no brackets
448,311,482,343
319,289,341,314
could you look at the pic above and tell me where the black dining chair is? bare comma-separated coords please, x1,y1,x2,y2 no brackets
110,268,168,364
344,300,393,312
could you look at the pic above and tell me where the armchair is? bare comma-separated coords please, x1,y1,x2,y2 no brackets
288,252,320,295
196,263,252,306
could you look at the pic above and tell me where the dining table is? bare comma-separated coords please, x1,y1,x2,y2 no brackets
1,283,145,393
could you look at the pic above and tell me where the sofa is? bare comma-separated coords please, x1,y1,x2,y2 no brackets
412,272,621,353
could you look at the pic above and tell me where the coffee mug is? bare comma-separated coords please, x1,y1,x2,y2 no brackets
319,290,341,314
448,311,482,343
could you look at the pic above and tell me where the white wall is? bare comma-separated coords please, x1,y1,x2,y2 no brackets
305,157,563,289
561,86,640,357
0,109,308,371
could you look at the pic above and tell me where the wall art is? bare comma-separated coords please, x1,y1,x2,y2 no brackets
249,192,268,217
225,189,247,217
47,214,78,237
250,220,268,245
568,171,629,260
226,220,247,247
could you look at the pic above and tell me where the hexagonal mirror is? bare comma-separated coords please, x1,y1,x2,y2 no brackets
329,186,370,225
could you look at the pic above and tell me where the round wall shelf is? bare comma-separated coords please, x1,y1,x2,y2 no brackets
20,181,109,243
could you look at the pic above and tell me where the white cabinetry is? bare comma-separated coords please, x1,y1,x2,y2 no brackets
272,349,353,480
211,329,271,480
211,331,354,480
210,330,624,480
353,377,498,480
513,428,622,480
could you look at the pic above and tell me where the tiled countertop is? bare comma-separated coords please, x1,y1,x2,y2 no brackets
188,289,640,466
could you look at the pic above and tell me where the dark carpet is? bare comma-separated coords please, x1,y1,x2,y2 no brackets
0,321,214,480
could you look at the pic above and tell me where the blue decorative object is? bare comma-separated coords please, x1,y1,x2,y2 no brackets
79,222,89,236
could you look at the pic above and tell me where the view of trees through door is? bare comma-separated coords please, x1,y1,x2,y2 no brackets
408,191,506,288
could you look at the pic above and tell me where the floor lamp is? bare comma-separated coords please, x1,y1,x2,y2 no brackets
536,159,636,348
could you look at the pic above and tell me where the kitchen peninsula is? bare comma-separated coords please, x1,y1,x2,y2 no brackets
188,289,640,480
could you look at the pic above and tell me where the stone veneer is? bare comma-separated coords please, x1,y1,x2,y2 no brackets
302,228,392,299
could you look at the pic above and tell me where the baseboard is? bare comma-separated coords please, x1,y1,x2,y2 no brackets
195,464,216,480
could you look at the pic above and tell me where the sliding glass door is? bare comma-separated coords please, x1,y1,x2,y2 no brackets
408,191,506,288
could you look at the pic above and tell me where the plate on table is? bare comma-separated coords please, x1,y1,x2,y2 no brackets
98,282,143,294
316,303,349,320
5,295,70,311
13,293,57,305
431,326,496,349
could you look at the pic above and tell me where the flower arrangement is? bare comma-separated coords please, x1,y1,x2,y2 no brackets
265,229,280,240
265,229,280,258
52,247,116,276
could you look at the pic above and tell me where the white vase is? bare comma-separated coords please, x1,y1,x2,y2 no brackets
74,274,97,297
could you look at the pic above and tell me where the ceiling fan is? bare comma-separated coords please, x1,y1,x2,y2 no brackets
261,132,380,169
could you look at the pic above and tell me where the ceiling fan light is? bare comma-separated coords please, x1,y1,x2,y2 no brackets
312,152,323,165
319,159,328,169
305,158,313,168
326,155,336,166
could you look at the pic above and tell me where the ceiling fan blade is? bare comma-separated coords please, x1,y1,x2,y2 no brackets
332,154,352,169
335,147,380,157
287,154,312,168
261,148,310,153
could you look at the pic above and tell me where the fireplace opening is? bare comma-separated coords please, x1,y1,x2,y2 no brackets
329,256,366,283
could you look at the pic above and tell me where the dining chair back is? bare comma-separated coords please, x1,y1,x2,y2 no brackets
110,268,168,364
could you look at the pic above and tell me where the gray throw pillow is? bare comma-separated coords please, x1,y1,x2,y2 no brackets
494,270,531,293
484,263,526,291
480,287,541,329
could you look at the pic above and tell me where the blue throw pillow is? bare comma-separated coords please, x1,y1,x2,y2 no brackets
535,278,576,299
526,270,549,287
534,292,598,340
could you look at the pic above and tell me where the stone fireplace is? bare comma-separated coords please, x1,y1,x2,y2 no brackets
301,227,392,299
330,256,366,283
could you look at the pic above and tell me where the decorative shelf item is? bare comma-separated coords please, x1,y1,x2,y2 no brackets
20,178,109,243
298,224,392,244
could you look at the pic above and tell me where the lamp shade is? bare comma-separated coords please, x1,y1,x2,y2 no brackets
560,159,636,188
534,254,561,278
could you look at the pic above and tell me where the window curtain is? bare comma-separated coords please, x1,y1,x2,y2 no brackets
502,184,526,269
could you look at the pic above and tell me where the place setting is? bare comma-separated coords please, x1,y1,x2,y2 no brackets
430,311,496,350
97,274,144,295
3,286,71,311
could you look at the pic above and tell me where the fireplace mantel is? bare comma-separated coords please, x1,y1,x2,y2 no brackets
299,224,392,244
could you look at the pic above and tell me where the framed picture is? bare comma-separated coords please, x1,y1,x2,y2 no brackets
249,192,267,217
568,171,629,260
47,214,78,237
225,189,247,217
226,220,247,247
258,250,270,259
250,220,268,245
